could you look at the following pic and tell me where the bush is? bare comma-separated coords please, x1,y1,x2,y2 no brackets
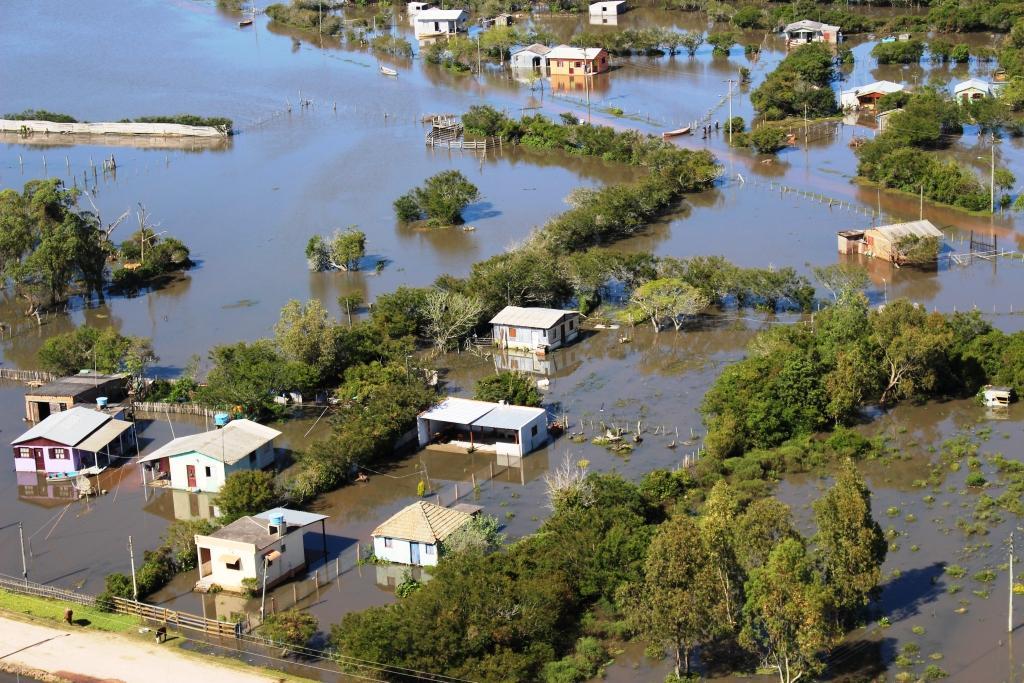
5,109,77,123
877,91,911,112
965,472,987,488
130,114,233,133
475,371,542,406
393,170,480,226
731,5,765,28
751,43,837,119
749,127,788,154
216,470,279,523
260,610,319,653
872,40,925,65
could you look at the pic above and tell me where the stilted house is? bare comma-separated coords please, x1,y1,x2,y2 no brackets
137,418,280,493
840,81,904,110
783,20,841,45
416,397,548,457
510,43,552,70
490,306,580,352
413,8,468,37
24,372,128,422
546,45,610,76
371,501,477,566
11,405,134,476
194,508,328,593
837,220,943,264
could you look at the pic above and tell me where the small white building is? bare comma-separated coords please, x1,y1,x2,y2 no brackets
840,80,904,110
589,0,625,15
510,43,552,70
194,508,328,593
372,501,475,566
982,386,1014,408
954,78,995,104
413,8,468,38
407,1,431,13
417,397,549,457
138,419,281,493
490,306,581,352
783,19,841,45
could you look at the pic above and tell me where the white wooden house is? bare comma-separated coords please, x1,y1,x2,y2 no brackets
372,501,475,566
490,306,580,352
783,20,841,45
416,397,548,457
982,386,1014,408
413,8,468,38
589,0,625,15
954,78,995,104
138,419,280,493
840,81,904,110
11,405,134,477
510,44,552,70
194,508,328,593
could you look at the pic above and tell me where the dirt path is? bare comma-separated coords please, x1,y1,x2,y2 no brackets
0,616,276,683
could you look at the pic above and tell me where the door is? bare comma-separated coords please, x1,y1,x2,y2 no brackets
186,465,197,488
410,542,421,565
32,448,45,471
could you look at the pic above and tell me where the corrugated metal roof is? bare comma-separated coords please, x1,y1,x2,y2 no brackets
419,398,496,425
843,80,903,97
546,45,605,61
471,404,547,430
784,19,839,32
254,507,328,528
954,78,992,95
137,419,281,465
75,419,133,453
512,43,552,56
416,8,466,20
26,373,127,399
871,219,943,241
12,406,111,447
489,305,576,329
372,502,474,544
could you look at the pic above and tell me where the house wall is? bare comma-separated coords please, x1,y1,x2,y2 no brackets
196,530,309,592
373,536,440,566
12,440,83,474
414,17,465,37
589,2,623,14
517,411,549,455
548,54,609,76
493,316,579,352
511,52,546,69
169,451,227,493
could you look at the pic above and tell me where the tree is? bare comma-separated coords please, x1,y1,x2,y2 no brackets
735,498,799,573
440,514,504,555
393,171,481,227
199,340,315,415
707,31,736,56
812,459,887,626
811,263,869,302
869,300,952,404
740,538,838,683
337,292,364,326
699,481,745,629
371,286,430,339
38,326,156,391
216,470,279,523
260,610,318,655
273,299,340,383
624,278,709,331
475,371,542,407
617,515,725,677
680,31,704,57
749,127,788,154
422,289,484,352
306,227,366,271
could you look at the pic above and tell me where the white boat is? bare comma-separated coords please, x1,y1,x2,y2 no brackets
379,65,398,77
662,126,691,138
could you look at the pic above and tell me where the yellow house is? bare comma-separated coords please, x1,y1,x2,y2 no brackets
546,45,609,76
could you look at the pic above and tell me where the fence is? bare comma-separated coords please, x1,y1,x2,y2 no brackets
0,573,97,607
0,368,57,383
132,401,219,417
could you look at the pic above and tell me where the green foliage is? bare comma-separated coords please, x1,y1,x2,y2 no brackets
128,114,233,133
113,229,192,290
393,170,480,226
751,44,837,120
707,31,736,56
568,28,687,56
260,610,319,652
749,127,788,154
441,514,504,556
731,5,765,28
541,637,607,683
198,340,315,415
38,325,156,391
216,470,279,523
305,227,366,271
475,371,542,406
266,1,343,35
877,90,911,112
621,278,710,331
5,109,78,123
370,286,431,338
872,40,925,64
369,33,413,58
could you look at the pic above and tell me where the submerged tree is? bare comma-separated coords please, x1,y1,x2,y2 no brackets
474,370,542,407
422,289,484,352
306,227,366,271
394,171,481,226
216,470,279,524
38,325,156,391
623,277,710,331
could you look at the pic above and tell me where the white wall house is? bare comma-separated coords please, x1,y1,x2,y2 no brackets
413,8,468,38
589,0,625,15
954,78,996,104
138,419,280,493
490,306,580,353
416,397,549,457
372,501,475,566
194,508,328,593
839,80,904,110
783,20,841,45
510,44,552,70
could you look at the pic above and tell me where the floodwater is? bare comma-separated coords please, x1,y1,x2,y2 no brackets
3,1,1024,680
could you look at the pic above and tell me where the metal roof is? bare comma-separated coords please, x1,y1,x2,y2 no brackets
546,45,605,61
489,305,576,329
511,43,552,57
416,8,467,20
471,404,547,430
12,406,112,447
75,419,133,453
870,219,943,241
254,507,328,528
201,507,323,550
26,373,126,399
783,19,839,32
842,80,904,97
954,78,992,94
372,501,474,544
137,419,281,465
419,398,496,425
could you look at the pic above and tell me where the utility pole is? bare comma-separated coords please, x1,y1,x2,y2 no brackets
725,78,736,145
259,555,270,620
18,522,28,581
919,185,924,220
990,133,996,214
128,536,138,600
1010,530,1015,634
804,103,809,144
477,37,481,74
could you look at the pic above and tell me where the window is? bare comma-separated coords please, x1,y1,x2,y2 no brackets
575,61,582,68
569,320,575,330
204,466,212,477
249,452,256,464
18,448,30,458
508,327,516,338
51,448,67,460
384,538,393,548
531,425,538,436
280,544,286,552
226,559,241,570
424,545,435,555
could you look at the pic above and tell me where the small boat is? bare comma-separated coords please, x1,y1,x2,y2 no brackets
661,126,691,138
238,18,253,27
379,65,398,77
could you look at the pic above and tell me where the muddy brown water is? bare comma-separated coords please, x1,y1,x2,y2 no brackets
3,1,1024,680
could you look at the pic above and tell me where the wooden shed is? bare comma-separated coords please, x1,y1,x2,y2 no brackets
24,373,129,423
837,220,943,264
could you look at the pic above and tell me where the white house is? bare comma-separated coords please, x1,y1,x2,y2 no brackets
954,78,995,104
416,397,548,457
194,508,328,593
782,19,841,45
413,8,468,38
510,43,552,70
840,80,904,110
138,419,281,493
490,306,580,352
589,0,625,15
372,501,475,566
407,1,431,13
982,386,1014,408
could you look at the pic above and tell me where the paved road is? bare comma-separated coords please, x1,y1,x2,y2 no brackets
0,616,275,683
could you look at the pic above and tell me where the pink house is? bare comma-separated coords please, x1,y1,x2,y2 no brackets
11,406,135,476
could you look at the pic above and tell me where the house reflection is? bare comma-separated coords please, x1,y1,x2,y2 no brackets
143,486,219,522
492,347,583,377
375,564,433,591
16,471,77,508
548,74,611,95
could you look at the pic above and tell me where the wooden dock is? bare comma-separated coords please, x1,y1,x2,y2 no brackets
0,119,229,138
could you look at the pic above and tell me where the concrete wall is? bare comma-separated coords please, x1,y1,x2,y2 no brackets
169,452,226,493
12,444,81,473
373,536,440,566
518,411,549,455
197,530,309,592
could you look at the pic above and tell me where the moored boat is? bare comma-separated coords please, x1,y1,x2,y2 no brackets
662,126,691,138
380,65,398,76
